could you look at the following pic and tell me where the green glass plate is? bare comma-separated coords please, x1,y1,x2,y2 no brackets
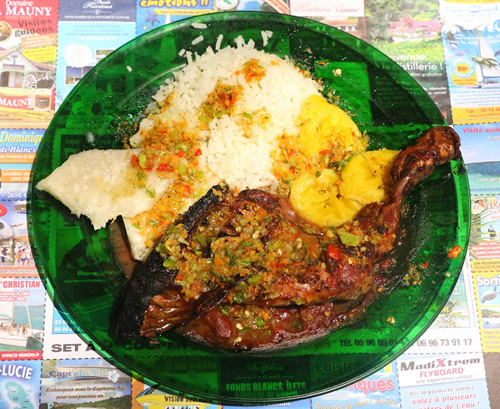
28,12,470,404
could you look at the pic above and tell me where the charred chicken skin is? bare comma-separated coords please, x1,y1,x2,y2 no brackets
115,126,461,350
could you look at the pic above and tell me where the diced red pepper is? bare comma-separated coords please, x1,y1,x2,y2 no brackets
448,245,463,259
182,184,193,198
319,149,331,155
326,244,342,260
175,151,186,158
131,154,139,167
194,148,202,157
157,163,174,172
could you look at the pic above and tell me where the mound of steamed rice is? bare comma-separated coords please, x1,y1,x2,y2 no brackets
131,42,322,191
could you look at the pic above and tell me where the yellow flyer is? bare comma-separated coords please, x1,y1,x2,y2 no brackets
473,271,500,351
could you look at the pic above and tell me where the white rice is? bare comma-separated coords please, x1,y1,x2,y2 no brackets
215,34,224,51
261,30,273,46
131,41,322,191
192,35,204,45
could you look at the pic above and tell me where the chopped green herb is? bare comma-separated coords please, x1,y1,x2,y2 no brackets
247,275,262,285
145,187,156,198
194,234,208,247
163,258,176,268
240,258,252,267
255,316,266,327
233,291,245,304
328,153,358,170
225,249,237,266
138,153,148,168
338,229,361,247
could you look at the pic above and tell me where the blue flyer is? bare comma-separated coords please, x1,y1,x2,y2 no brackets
59,0,136,22
0,360,41,409
55,21,135,107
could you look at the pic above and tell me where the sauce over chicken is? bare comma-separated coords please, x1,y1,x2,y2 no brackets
115,126,461,351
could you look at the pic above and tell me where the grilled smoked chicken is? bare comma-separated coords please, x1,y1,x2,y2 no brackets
115,126,461,351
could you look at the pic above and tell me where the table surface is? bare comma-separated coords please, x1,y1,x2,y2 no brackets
0,1,499,409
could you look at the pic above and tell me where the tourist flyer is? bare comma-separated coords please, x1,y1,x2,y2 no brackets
0,172,30,199
290,0,364,17
474,271,500,352
311,362,401,409
364,0,452,122
42,294,100,360
0,360,41,409
0,128,43,165
289,0,453,122
397,353,490,409
0,277,44,361
39,358,132,408
288,0,364,48
0,193,35,277
136,0,288,35
131,378,221,409
136,0,213,34
55,21,135,108
441,0,500,124
58,0,136,22
0,0,58,129
457,122,500,352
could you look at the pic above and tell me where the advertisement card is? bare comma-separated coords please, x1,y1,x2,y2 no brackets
0,278,44,360
0,360,41,409
0,192,36,277
441,0,500,124
59,0,136,22
0,0,58,128
42,294,101,360
473,271,500,352
311,362,401,409
136,0,214,33
137,0,287,35
131,378,220,409
456,123,500,351
40,358,132,408
55,21,135,108
398,353,490,409
364,0,452,121
0,128,43,165
290,0,364,18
